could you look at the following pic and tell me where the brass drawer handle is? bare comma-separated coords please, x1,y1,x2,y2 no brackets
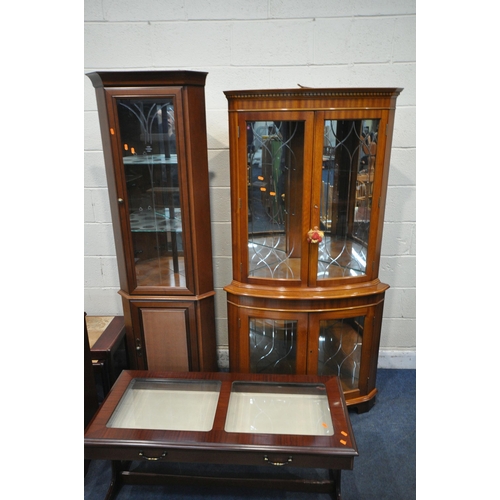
138,451,167,461
264,455,293,466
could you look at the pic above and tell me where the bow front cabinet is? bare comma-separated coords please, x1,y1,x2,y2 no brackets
87,71,217,372
223,87,402,411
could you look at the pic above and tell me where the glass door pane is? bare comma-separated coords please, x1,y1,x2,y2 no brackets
117,97,186,288
318,119,380,279
249,318,297,374
246,121,305,280
317,317,364,391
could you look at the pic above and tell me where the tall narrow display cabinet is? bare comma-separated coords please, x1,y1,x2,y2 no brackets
224,87,402,412
88,71,217,372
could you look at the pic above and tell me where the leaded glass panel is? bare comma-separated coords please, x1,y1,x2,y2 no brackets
318,119,379,279
117,98,186,288
249,318,297,374
317,317,364,391
246,121,304,280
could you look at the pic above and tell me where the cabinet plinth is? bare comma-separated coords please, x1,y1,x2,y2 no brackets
223,87,402,411
88,71,217,372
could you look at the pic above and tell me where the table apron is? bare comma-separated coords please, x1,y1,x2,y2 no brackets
85,445,355,470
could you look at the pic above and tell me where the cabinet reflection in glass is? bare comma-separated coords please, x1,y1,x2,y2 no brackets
117,98,185,288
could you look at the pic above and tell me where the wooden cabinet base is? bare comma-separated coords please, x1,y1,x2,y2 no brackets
121,292,217,372
226,281,386,411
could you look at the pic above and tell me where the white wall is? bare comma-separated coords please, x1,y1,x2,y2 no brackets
84,0,416,368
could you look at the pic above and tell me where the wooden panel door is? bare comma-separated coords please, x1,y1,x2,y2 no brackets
141,308,190,371
127,299,199,371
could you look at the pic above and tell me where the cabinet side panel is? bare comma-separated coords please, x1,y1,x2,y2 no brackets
182,85,214,295
142,309,189,371
196,296,218,371
94,87,130,293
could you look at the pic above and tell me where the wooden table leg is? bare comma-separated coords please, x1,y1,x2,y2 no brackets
103,461,125,500
329,469,342,500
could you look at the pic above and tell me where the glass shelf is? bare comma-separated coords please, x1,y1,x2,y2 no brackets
129,208,182,233
123,154,178,165
106,378,221,431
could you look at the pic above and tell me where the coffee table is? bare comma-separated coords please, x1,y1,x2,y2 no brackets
84,370,358,499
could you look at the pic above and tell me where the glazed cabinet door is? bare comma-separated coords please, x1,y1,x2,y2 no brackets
308,110,392,286
229,308,310,374
307,305,381,406
232,111,316,287
104,87,194,295
231,108,393,288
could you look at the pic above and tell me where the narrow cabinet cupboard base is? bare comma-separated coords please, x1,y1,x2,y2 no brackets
121,292,217,372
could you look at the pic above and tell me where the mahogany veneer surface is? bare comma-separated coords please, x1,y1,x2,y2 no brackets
84,370,358,470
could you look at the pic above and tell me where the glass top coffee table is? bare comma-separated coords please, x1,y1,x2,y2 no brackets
85,371,358,499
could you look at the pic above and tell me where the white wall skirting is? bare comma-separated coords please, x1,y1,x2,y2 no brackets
216,349,416,371
217,349,230,371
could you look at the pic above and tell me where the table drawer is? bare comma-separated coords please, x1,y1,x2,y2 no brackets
85,443,354,471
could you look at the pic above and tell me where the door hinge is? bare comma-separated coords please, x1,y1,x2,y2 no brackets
238,317,241,329
237,126,240,138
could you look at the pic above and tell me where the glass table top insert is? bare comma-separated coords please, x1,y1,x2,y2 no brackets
106,377,335,437
106,378,221,432
224,382,334,436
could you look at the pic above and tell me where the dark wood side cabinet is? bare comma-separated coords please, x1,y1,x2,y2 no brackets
87,71,217,372
223,87,402,411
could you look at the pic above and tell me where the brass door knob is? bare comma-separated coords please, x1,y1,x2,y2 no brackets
307,226,324,244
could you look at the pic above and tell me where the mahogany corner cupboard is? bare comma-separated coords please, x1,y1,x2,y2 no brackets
87,71,217,372
223,87,402,412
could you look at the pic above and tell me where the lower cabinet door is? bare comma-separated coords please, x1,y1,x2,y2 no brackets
307,309,371,395
233,309,310,374
141,308,191,371
228,301,381,408
128,300,197,371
